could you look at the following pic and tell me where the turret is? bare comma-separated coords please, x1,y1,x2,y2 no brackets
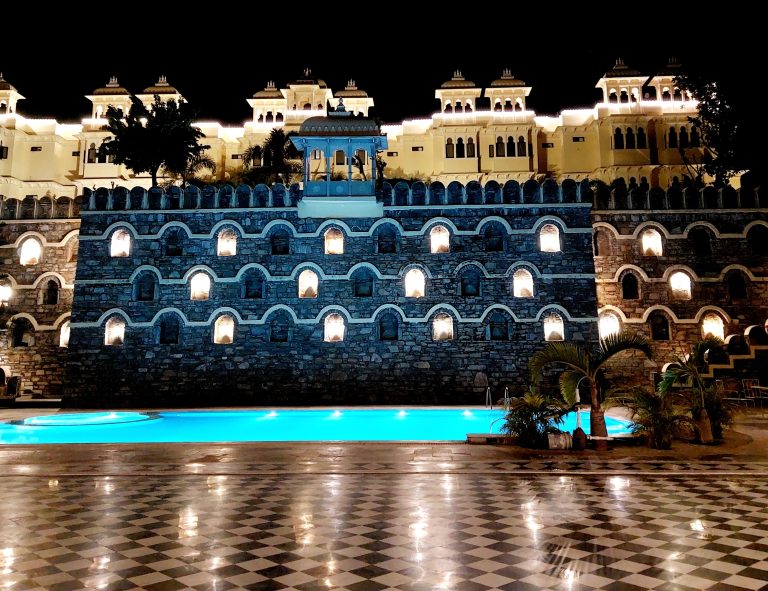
0,73,24,115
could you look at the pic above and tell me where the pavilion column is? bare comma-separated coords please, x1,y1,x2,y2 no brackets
348,139,353,196
325,139,331,197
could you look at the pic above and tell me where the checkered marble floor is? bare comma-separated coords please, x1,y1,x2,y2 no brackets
1,473,767,590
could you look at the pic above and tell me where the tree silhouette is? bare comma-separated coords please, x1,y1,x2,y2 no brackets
242,129,301,185
99,96,207,188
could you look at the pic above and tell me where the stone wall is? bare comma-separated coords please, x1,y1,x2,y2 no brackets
64,188,597,406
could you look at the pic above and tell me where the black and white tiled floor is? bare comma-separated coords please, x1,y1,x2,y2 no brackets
1,473,768,590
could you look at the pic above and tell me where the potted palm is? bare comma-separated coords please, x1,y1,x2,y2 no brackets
607,388,693,449
498,387,569,449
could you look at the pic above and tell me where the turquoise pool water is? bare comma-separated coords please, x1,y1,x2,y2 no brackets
0,409,634,444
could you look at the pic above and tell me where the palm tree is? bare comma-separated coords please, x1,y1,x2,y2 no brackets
241,144,262,168
165,153,217,188
262,129,301,184
658,336,723,444
529,331,653,451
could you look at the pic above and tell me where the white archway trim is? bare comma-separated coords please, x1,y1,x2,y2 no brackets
0,228,80,250
599,304,733,325
593,219,766,241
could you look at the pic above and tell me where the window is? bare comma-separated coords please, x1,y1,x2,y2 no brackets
298,270,318,298
430,225,450,253
625,128,636,149
495,137,505,157
484,225,504,252
110,230,131,257
456,138,465,158
432,314,454,341
271,230,290,255
637,127,647,149
411,146,423,152
87,143,97,163
387,151,398,157
467,138,475,158
670,272,692,300
243,273,264,299
42,279,59,305
598,312,621,339
59,321,70,348
689,228,711,257
324,228,344,255
12,318,34,347
460,272,480,297
593,229,609,256
613,128,624,150
621,273,639,300
379,313,399,341
30,146,42,152
19,237,42,265
377,227,398,253
404,268,425,298
335,150,345,165
270,319,289,342
668,127,678,149
539,224,560,253
104,317,125,346
0,146,8,159
542,142,554,148
135,273,157,302
324,313,345,342
727,273,747,300
506,136,515,157
679,127,689,148
311,149,322,160
543,313,564,341
190,272,211,301
230,154,242,160
641,229,663,256
166,230,183,256
445,139,454,159
513,269,534,297
353,271,373,297
572,137,585,143
214,315,235,344
649,313,670,341
217,229,237,256
517,136,526,157
159,316,180,345
701,313,725,340
489,312,509,341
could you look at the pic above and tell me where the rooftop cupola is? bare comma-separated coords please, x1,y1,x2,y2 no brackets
435,70,481,115
484,68,532,113
595,58,649,104
0,73,25,115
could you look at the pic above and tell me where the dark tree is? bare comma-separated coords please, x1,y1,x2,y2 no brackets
99,96,208,188
242,129,301,185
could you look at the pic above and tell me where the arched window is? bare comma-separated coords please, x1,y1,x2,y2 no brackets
377,227,398,253
110,230,131,257
242,272,264,299
324,313,345,342
19,237,42,265
614,128,624,150
270,317,289,342
334,150,346,166
134,273,156,302
432,313,454,341
649,312,670,341
466,138,475,158
165,229,183,256
214,315,235,344
379,313,399,341
494,100,502,112
190,272,211,301
748,225,768,256
454,101,463,113
593,229,610,256
513,269,534,297
484,225,504,252
11,318,33,347
445,138,454,159
517,136,526,157
495,136,505,158
350,268,373,297
690,127,701,148
430,225,450,253
444,102,453,113
488,312,510,341
298,270,318,298
87,143,97,163
670,271,692,300
465,101,473,113
625,128,636,149
621,273,639,300
543,312,564,341
324,228,344,255
456,138,465,158
668,127,678,149
460,271,481,297
727,272,747,300
404,269,425,298
59,321,70,348
637,127,647,149
217,229,237,256
689,227,711,257
159,315,180,345
506,136,515,157
271,230,290,255
641,229,663,256
679,127,689,148
104,317,125,346
539,224,560,253
504,98,513,110
488,144,495,158
701,313,725,340
42,279,59,305
609,90,618,103
598,312,621,339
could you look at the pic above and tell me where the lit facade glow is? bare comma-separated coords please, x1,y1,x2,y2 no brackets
324,313,345,342
513,269,534,297
670,272,692,299
217,229,237,256
104,317,125,346
324,228,344,254
59,321,70,347
430,225,450,253
298,270,318,298
404,269,425,298
701,313,725,340
0,283,12,305
110,230,131,257
19,238,42,265
539,224,560,253
641,229,663,256
214,315,234,344
543,313,564,341
190,272,211,301
598,312,621,339
432,314,454,341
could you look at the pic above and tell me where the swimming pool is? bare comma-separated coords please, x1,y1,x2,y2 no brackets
0,408,634,444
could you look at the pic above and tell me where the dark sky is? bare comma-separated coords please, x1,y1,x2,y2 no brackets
0,17,754,125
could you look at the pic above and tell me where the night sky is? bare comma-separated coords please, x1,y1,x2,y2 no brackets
0,20,752,125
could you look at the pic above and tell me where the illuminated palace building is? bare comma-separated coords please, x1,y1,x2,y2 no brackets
1,62,766,404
